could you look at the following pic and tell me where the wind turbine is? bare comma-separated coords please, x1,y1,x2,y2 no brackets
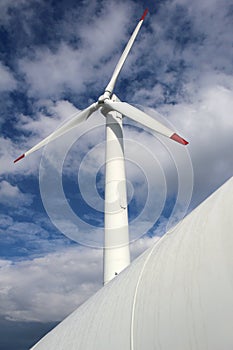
14,8,188,285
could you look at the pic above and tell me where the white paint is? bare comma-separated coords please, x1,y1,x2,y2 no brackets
105,19,145,94
104,99,174,137
103,95,130,285
30,177,233,350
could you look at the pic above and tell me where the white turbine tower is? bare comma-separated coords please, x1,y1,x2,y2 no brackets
14,9,188,285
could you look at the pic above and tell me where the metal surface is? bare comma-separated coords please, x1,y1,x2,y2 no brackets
103,95,130,285
31,177,233,350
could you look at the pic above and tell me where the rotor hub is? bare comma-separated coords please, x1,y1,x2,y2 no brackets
98,90,111,104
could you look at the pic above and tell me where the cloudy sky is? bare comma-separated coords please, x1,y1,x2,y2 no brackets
0,0,232,348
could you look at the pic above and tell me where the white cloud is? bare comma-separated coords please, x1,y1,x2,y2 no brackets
166,80,233,206
0,235,161,323
0,181,33,207
17,1,138,99
0,99,84,176
123,0,233,107
0,247,102,322
0,62,17,92
0,215,13,228
0,0,31,24
19,44,85,98
16,99,79,139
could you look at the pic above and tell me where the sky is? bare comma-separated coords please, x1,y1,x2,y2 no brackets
0,0,233,348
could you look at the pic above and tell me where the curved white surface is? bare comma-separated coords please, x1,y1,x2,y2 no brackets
31,177,233,350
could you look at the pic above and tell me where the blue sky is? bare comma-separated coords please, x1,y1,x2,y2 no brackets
0,0,233,348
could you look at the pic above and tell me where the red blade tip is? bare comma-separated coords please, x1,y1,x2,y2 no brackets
140,8,149,21
14,154,25,163
171,133,189,145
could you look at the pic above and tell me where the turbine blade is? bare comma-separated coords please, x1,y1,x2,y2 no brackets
14,103,98,163
105,8,148,95
104,100,188,145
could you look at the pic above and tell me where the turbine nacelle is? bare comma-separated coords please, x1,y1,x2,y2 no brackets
98,91,112,104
